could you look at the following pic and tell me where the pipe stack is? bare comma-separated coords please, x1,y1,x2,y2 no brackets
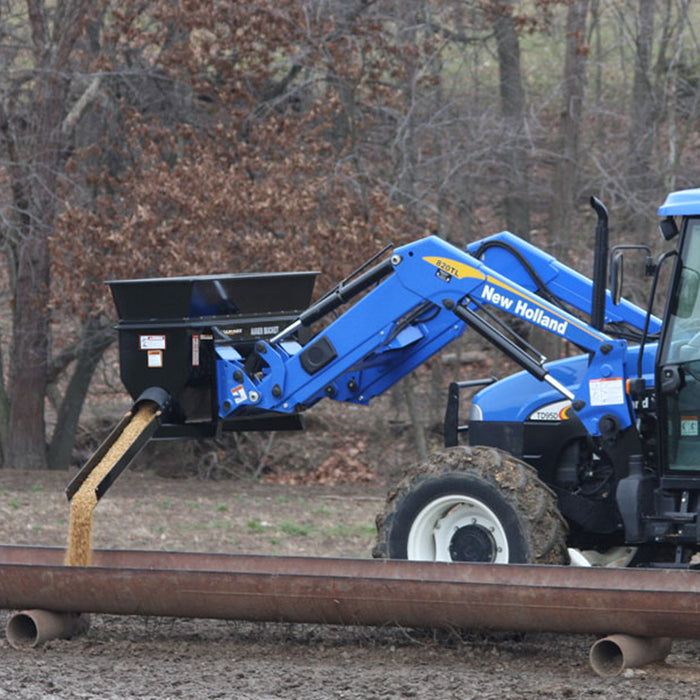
2,546,697,673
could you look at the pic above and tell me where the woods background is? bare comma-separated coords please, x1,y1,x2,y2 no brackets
0,0,698,471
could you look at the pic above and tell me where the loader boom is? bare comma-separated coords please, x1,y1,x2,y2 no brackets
215,234,655,442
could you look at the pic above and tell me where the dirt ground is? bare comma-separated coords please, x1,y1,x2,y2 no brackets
1,467,699,699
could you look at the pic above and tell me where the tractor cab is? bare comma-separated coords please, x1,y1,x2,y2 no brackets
656,191,700,478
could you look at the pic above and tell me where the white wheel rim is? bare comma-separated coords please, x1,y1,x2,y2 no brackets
407,495,510,563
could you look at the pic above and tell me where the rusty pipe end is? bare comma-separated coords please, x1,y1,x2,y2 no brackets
5,610,90,649
589,634,673,677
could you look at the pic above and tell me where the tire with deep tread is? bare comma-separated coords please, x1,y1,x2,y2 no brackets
373,445,568,564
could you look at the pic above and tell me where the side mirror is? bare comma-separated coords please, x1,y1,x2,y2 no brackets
608,243,655,305
659,216,679,241
610,251,624,305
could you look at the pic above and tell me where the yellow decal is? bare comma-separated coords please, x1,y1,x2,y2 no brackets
423,256,486,281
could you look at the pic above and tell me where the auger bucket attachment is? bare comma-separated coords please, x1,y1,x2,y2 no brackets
107,270,318,439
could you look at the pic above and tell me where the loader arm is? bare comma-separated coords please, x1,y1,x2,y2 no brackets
216,235,636,439
466,231,661,336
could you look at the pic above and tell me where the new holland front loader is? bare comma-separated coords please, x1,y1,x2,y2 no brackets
68,188,700,570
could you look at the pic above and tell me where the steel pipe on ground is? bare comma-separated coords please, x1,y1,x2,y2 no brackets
5,610,89,649
1,545,698,670
589,634,673,677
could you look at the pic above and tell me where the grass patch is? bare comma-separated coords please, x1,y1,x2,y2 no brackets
211,519,235,530
279,521,310,537
246,519,266,533
326,524,376,538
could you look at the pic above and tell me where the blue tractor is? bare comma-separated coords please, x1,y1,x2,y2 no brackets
72,189,700,569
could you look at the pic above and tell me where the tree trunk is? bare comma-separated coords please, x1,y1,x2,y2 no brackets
47,320,114,470
6,67,65,469
7,227,51,468
1,0,92,468
625,0,656,244
549,0,590,264
0,336,10,464
492,0,531,239
402,374,428,462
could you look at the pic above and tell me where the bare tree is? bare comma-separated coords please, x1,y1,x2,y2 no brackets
549,0,590,262
655,0,699,192
490,0,531,239
1,0,699,474
0,0,97,468
624,0,658,243
594,0,698,245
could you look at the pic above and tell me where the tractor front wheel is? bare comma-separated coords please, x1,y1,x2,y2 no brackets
373,446,568,564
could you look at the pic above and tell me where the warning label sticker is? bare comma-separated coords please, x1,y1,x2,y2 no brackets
588,377,624,406
681,415,699,437
147,350,163,368
231,384,247,405
140,335,166,350
192,335,200,366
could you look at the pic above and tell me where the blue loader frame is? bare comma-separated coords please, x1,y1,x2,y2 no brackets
215,234,659,440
